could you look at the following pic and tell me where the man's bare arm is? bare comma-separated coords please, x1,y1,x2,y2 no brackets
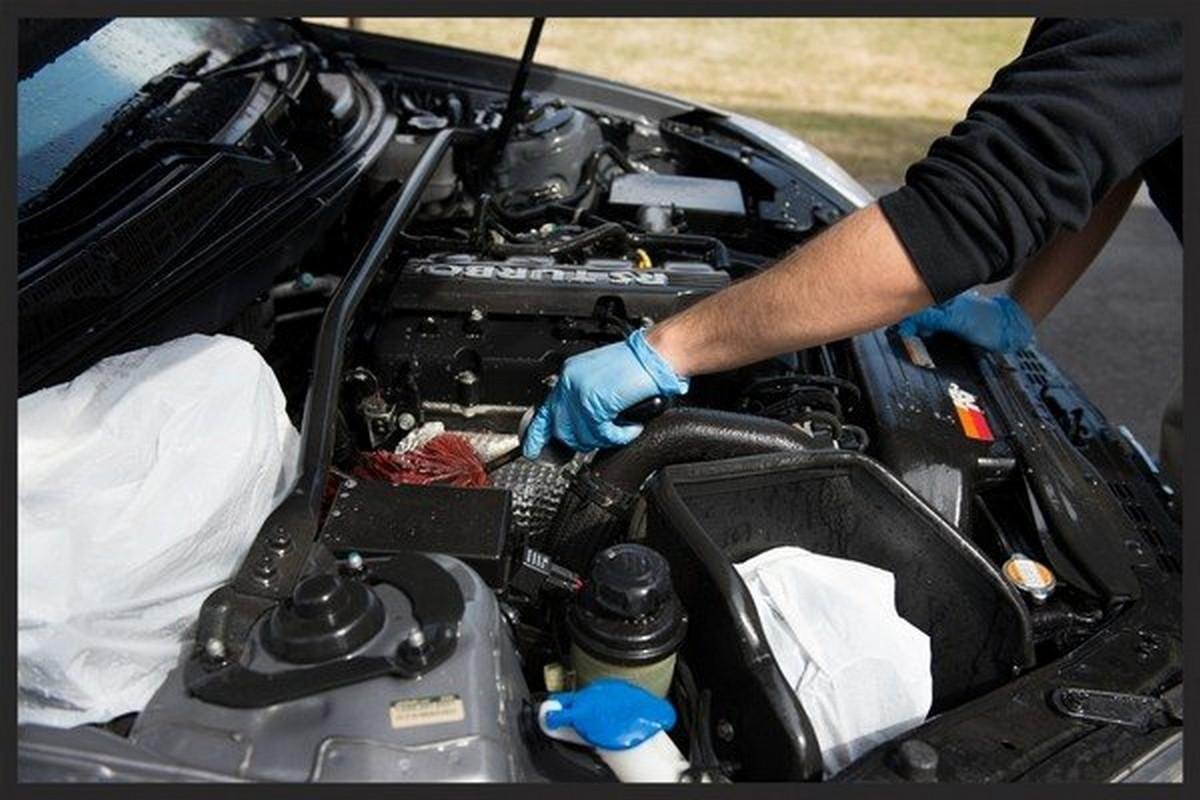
646,203,933,378
1009,173,1141,324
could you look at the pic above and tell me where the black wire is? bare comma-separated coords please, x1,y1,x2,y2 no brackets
743,373,862,407
492,143,636,222
671,657,727,781
794,408,843,437
485,221,629,259
839,423,871,452
758,386,844,421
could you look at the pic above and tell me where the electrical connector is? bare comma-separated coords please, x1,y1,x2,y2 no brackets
510,547,584,598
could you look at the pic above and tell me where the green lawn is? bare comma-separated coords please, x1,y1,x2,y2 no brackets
309,17,1031,185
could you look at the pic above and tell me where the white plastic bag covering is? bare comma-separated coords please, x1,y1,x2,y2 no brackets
18,334,299,727
734,546,932,776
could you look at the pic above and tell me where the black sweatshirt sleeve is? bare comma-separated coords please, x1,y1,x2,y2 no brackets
877,19,1182,302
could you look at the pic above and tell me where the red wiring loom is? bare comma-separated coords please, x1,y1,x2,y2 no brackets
354,433,491,488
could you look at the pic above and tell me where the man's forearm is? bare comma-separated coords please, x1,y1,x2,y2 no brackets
645,203,933,377
1009,173,1141,324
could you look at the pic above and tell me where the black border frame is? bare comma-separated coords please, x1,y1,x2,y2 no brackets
2,3,1194,799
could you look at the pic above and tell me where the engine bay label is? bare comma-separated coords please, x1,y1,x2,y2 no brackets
901,335,936,369
412,262,669,286
389,694,466,729
947,382,994,442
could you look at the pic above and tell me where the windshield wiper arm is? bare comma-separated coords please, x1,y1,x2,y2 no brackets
29,51,212,210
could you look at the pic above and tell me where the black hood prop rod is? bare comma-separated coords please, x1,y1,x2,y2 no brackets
492,17,546,158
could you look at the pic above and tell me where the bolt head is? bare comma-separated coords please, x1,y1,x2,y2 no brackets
894,739,939,782
1060,691,1085,712
254,556,277,580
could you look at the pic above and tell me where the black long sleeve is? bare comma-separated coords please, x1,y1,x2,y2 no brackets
877,19,1182,302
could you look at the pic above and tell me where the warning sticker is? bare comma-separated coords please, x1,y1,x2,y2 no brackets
947,382,994,442
901,335,936,369
389,694,466,730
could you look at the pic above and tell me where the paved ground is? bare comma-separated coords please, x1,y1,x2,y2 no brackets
870,185,1182,453
1028,201,1182,454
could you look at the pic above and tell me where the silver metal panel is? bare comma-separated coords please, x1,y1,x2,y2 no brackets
114,555,532,782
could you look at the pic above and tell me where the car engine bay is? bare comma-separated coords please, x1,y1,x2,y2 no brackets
16,20,1183,784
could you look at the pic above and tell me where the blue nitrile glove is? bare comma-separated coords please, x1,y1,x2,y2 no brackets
522,328,688,458
544,678,677,751
895,291,1035,353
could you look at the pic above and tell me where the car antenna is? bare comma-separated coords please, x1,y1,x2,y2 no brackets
494,17,546,154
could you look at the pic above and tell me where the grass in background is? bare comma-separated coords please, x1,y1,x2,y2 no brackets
309,17,1031,185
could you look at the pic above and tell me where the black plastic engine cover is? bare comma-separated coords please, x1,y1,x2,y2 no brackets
376,255,729,408
852,327,1140,604
389,254,729,320
373,310,614,409
851,328,1012,535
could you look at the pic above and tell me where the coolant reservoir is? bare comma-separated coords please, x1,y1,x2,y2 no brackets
567,544,687,697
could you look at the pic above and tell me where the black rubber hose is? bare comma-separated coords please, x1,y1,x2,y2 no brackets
544,408,817,571
485,221,629,259
629,231,731,270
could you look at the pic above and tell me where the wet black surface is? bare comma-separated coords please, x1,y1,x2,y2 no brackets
870,184,1182,454
1008,204,1182,454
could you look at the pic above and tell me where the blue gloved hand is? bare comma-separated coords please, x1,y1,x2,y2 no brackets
522,328,688,458
895,291,1035,353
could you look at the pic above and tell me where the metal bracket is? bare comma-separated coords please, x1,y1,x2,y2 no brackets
185,552,465,708
1051,686,1182,732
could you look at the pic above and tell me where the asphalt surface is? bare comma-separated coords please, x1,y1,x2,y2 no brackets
871,184,1183,453
1024,201,1182,454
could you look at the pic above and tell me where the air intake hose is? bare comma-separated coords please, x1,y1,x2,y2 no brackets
544,408,817,571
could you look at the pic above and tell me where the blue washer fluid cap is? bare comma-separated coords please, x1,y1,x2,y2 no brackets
545,678,677,750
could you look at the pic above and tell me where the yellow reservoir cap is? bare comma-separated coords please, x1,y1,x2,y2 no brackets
1001,553,1056,602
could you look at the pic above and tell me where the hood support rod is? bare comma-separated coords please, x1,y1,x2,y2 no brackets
494,17,546,154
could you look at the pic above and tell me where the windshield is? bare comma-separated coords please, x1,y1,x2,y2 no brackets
17,17,271,207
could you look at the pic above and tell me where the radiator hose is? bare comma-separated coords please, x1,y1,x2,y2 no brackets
544,408,816,571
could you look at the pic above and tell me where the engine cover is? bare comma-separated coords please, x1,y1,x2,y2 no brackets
375,254,729,412
390,254,729,320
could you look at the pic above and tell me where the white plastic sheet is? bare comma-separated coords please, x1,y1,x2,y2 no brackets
18,334,299,727
735,546,932,776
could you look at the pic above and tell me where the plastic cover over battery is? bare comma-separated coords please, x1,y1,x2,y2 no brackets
18,334,299,727
735,546,932,776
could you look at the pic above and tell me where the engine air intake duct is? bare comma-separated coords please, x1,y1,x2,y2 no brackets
642,450,1036,780
543,408,817,571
